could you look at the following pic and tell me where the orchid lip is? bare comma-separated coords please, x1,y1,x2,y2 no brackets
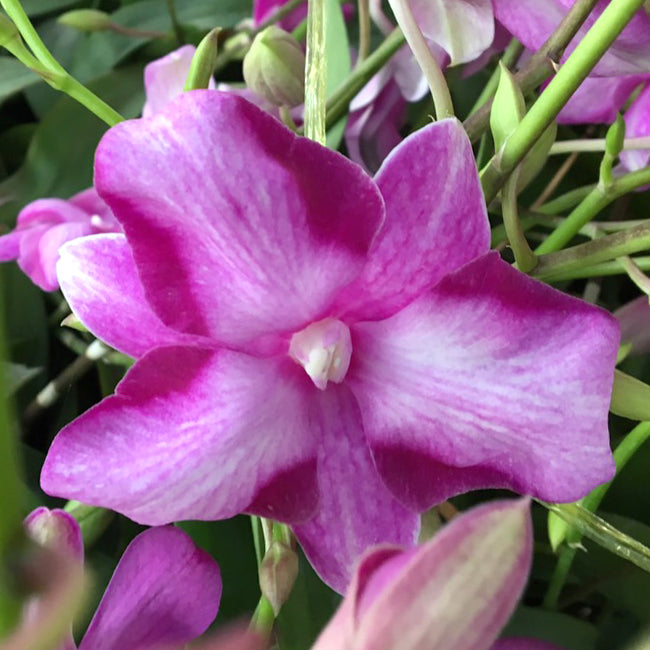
289,318,352,390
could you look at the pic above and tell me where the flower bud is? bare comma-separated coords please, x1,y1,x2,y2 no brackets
243,25,305,107
610,369,650,421
606,113,626,158
259,540,299,616
490,62,525,154
185,28,221,92
58,9,112,33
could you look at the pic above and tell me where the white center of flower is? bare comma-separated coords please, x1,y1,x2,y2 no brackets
90,214,104,228
288,318,352,390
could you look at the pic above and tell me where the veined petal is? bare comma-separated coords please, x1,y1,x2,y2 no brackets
348,253,618,509
57,234,202,358
79,526,221,650
493,0,650,76
356,500,532,650
21,222,91,291
555,75,647,124
41,347,318,525
402,0,495,65
95,91,384,349
336,118,489,321
293,385,420,593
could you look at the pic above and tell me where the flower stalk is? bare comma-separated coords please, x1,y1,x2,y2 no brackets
304,0,328,143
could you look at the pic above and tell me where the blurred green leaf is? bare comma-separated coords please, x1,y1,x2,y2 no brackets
502,606,598,650
2,361,40,395
0,58,39,105
21,0,80,17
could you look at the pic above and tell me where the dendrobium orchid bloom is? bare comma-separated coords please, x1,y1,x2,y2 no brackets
42,90,619,592
313,499,563,650
0,188,119,291
21,508,222,650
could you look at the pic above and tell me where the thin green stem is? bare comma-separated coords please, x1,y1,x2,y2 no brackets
165,0,184,44
536,184,597,215
304,0,327,143
538,255,650,281
390,0,453,118
540,501,650,575
502,168,537,272
464,0,601,143
1,0,65,73
543,422,650,609
324,27,405,129
53,73,124,126
550,135,650,155
481,0,646,203
533,222,650,280
357,0,370,63
536,165,650,254
249,595,276,641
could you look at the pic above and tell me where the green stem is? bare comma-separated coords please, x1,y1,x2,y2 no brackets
536,184,597,215
324,27,405,130
304,0,327,143
540,501,650,575
550,135,650,155
463,0,601,143
536,166,650,254
250,595,276,640
165,0,184,44
468,38,524,117
502,168,537,271
0,0,65,73
482,0,646,203
539,255,650,281
543,422,650,609
357,0,370,63
533,222,650,279
52,73,123,126
390,0,454,118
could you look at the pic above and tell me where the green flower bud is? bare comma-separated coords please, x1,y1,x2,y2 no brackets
517,121,557,192
243,25,305,108
184,28,221,92
606,113,626,158
258,540,299,616
58,9,112,33
490,62,526,154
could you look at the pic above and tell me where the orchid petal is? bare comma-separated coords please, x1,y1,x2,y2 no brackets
41,347,318,525
555,75,647,124
620,82,650,172
79,526,221,650
615,295,650,354
337,118,489,321
69,187,117,223
349,253,618,509
20,222,91,291
143,45,216,118
94,91,384,349
392,0,494,66
356,500,532,650
293,386,420,593
57,234,202,358
493,0,650,76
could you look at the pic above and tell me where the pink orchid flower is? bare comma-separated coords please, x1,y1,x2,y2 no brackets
313,499,563,650
0,188,119,291
42,90,618,592
21,508,222,650
0,45,207,292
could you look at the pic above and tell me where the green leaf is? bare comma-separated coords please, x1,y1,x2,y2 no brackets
502,606,597,650
2,362,40,395
21,0,80,17
0,57,39,104
0,65,145,218
324,0,350,150
610,370,650,422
